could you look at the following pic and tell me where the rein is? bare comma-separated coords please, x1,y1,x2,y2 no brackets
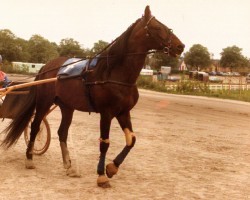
85,80,136,87
34,49,159,79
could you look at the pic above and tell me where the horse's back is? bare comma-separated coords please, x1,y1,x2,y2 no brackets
38,57,69,79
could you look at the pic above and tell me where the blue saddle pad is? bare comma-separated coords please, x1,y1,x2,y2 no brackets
57,57,98,78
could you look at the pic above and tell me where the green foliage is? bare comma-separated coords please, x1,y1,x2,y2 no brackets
0,60,13,73
28,35,59,63
209,90,250,102
175,80,210,94
220,45,249,71
16,38,31,62
184,44,211,71
137,76,169,92
0,29,112,64
58,38,85,57
89,40,109,56
146,52,179,70
0,29,24,61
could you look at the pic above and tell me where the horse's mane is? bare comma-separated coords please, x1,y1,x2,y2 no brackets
94,18,142,78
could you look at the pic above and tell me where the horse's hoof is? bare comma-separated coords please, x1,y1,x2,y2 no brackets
66,167,81,177
106,163,118,178
63,160,71,169
97,175,111,188
25,159,36,169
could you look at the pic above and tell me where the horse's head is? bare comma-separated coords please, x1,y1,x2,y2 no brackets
133,6,185,57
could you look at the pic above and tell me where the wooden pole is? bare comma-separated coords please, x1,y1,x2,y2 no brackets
0,77,57,98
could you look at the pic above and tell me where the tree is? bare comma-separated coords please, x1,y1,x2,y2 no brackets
146,52,179,70
58,38,85,57
184,44,211,71
220,45,249,72
15,38,31,62
28,35,59,63
88,40,109,57
0,29,24,61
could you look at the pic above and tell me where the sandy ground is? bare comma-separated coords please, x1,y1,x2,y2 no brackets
0,86,250,200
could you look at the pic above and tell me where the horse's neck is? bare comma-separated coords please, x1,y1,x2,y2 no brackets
109,53,147,84
93,25,150,84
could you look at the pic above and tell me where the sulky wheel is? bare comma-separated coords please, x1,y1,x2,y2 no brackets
24,116,51,155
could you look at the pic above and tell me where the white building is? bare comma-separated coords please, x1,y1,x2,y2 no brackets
12,62,44,73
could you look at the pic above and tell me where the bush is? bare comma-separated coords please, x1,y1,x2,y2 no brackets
137,76,168,92
137,75,250,102
176,80,210,94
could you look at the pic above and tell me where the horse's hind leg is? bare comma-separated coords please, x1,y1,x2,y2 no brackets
25,106,51,169
57,104,80,177
106,111,136,178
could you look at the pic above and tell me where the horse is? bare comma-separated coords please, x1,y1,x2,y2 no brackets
1,5,184,188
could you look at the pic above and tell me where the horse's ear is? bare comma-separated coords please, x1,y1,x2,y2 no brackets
144,5,152,20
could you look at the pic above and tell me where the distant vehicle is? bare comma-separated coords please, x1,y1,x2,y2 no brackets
216,71,224,76
167,76,180,82
189,71,209,82
160,66,171,80
160,66,171,74
208,71,216,76
232,72,240,76
209,76,223,83
223,72,232,76
246,73,250,83
140,68,153,76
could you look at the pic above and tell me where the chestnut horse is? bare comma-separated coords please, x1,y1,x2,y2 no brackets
1,6,184,187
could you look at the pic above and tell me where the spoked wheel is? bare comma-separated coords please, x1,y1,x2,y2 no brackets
24,116,51,155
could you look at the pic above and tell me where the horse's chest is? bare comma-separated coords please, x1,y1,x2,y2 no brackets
94,86,139,113
114,89,138,110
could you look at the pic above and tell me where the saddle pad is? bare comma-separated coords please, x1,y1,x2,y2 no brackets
57,57,99,78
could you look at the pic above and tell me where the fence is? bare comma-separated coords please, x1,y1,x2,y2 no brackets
208,84,250,91
152,75,250,91
164,82,250,91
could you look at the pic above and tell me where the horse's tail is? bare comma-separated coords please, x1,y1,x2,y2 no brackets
1,86,36,148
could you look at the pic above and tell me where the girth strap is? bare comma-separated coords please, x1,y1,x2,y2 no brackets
83,73,136,113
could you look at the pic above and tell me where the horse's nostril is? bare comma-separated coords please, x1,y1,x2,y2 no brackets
177,44,185,51
179,44,185,49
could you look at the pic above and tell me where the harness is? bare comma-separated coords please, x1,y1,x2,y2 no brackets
22,16,174,112
82,16,173,112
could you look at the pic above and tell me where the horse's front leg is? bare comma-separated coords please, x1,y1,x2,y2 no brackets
58,106,80,177
97,113,112,188
106,111,136,179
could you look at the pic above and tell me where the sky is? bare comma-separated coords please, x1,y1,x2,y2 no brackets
1,0,250,59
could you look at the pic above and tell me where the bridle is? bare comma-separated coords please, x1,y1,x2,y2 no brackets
144,16,173,56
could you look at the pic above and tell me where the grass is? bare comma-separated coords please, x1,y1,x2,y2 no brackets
137,76,250,102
